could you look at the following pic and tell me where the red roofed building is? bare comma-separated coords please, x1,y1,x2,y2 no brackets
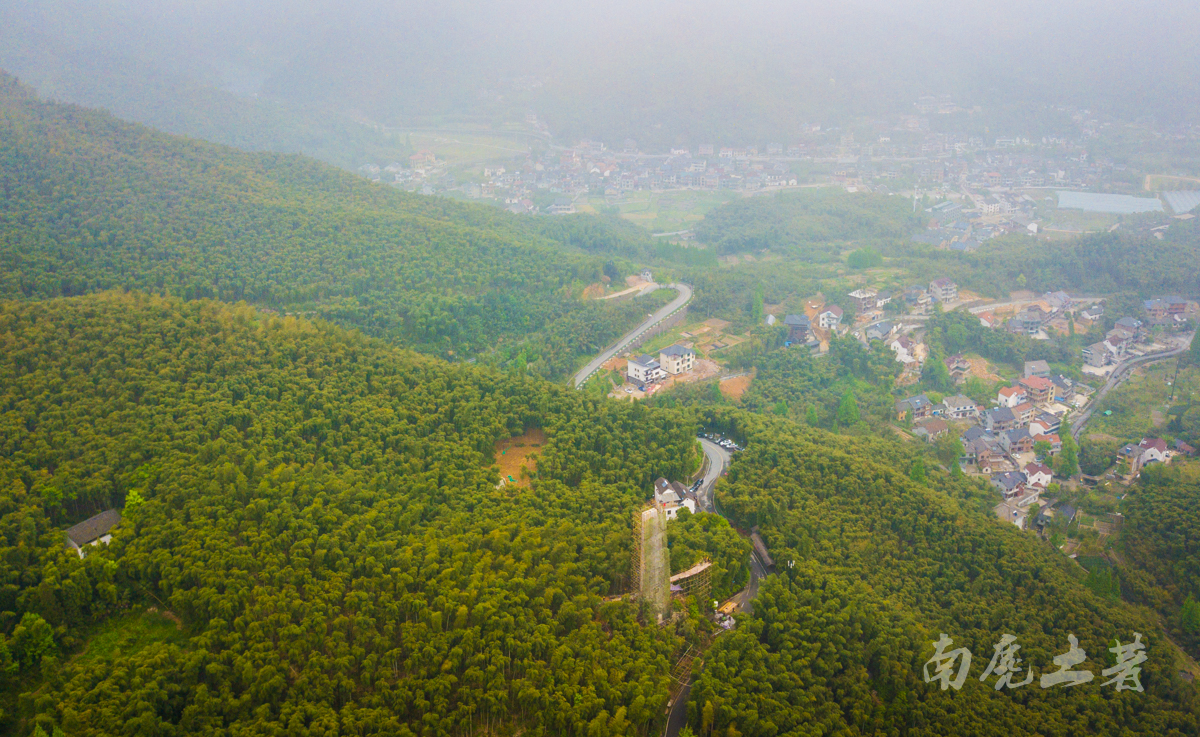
998,386,1027,408
1138,438,1169,467
1012,402,1037,425
1018,376,1055,405
1024,462,1053,488
1032,433,1062,454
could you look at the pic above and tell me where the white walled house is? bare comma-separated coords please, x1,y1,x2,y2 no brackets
997,386,1027,408
929,278,958,303
818,305,843,330
659,345,695,375
627,354,666,384
1024,463,1053,488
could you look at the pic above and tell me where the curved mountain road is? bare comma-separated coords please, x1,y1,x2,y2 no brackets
663,438,729,737
696,438,731,514
573,283,693,389
666,437,775,737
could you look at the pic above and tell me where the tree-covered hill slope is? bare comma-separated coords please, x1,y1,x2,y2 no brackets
691,408,1199,735
1,294,1195,735
0,292,701,735
0,72,665,378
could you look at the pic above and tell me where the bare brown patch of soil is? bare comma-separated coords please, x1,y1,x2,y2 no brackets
495,428,546,487
967,357,1003,383
720,373,754,400
581,283,605,300
602,356,626,372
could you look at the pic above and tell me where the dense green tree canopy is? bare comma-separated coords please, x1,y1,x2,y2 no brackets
0,73,671,379
686,407,1198,735
694,190,918,258
0,293,707,735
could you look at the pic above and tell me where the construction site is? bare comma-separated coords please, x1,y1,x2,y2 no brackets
631,502,713,625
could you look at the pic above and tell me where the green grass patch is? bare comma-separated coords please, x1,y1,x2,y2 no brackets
72,610,188,669
1089,360,1199,442
584,190,740,234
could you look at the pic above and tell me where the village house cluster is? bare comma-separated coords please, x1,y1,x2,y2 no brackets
763,300,847,354
1079,300,1194,368
896,359,1096,529
976,290,1079,338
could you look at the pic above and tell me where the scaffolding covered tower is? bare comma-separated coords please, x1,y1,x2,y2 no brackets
632,503,671,623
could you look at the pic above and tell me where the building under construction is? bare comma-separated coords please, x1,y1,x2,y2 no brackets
632,503,671,623
670,557,712,605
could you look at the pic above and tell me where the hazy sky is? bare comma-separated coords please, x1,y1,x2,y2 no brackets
4,0,1197,141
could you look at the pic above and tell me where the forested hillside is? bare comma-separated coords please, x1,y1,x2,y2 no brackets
693,190,919,258
880,225,1200,300
0,294,1196,734
0,292,704,735
0,73,667,379
687,408,1199,735
1118,463,1200,659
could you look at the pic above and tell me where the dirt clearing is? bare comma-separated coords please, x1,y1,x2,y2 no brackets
967,357,1003,383
494,428,545,487
720,373,753,400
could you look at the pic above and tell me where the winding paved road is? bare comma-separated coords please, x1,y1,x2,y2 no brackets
573,283,694,389
665,437,768,737
1071,333,1194,442
696,438,731,514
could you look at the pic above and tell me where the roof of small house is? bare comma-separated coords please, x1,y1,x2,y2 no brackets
962,426,989,443
65,510,121,548
866,322,893,339
942,394,976,410
991,471,1027,491
916,418,949,434
1020,376,1054,391
1005,427,1032,443
783,314,811,327
660,345,695,357
1139,437,1168,453
630,354,659,368
1025,462,1053,477
988,407,1017,423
